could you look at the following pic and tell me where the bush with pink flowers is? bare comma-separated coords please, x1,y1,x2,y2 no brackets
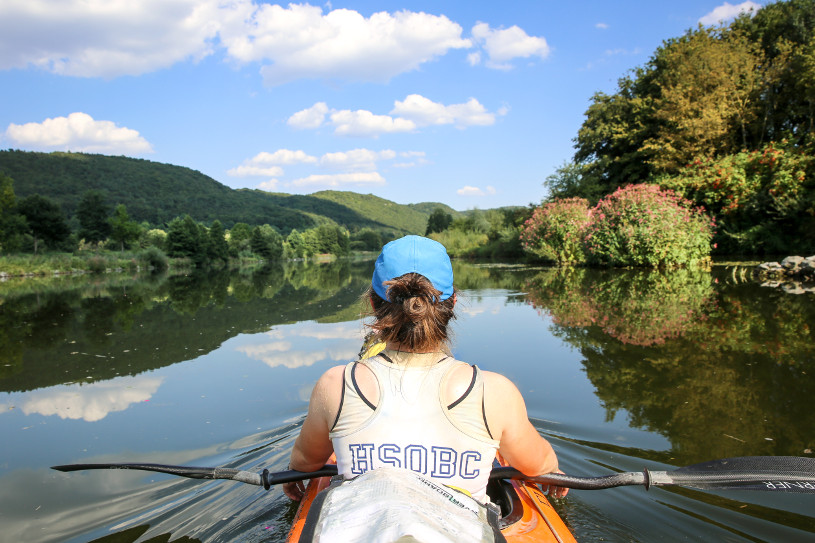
520,197,591,264
582,184,715,267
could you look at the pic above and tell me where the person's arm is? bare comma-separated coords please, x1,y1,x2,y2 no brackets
283,365,344,500
484,371,568,498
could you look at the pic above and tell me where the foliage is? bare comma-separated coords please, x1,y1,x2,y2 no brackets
207,220,229,263
425,208,453,235
0,173,27,253
350,227,383,251
526,267,715,346
582,184,715,267
641,27,761,171
563,1,815,254
141,246,169,271
658,140,815,253
227,222,253,257
17,194,70,254
76,190,112,246
166,215,207,264
428,229,489,257
0,151,444,238
142,228,167,250
543,161,607,204
250,224,284,260
520,198,591,264
109,204,142,252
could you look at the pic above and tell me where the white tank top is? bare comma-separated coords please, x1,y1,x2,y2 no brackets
330,350,500,503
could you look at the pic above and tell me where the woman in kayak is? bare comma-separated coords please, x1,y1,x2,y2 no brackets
283,235,567,503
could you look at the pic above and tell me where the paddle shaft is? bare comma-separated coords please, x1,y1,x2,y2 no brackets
52,456,815,493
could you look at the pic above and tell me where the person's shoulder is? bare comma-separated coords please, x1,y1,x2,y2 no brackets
480,369,525,402
315,364,347,388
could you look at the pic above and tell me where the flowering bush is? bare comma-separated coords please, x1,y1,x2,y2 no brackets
525,267,715,346
582,184,714,267
657,140,814,252
520,197,591,264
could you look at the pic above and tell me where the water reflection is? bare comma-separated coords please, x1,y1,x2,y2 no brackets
523,267,815,462
1,260,813,542
11,375,163,422
0,260,372,393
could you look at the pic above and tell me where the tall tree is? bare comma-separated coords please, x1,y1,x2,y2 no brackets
425,208,453,235
0,173,27,253
109,204,142,252
250,224,283,260
17,194,70,254
77,190,111,248
166,215,207,263
207,220,229,262
641,27,761,172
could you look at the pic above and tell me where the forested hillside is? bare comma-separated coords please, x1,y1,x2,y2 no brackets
0,150,449,236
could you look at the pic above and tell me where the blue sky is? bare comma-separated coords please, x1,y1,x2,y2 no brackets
0,0,765,210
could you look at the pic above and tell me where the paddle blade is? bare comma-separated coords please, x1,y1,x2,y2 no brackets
662,456,815,493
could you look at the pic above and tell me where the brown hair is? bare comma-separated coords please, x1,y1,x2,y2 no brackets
366,273,456,352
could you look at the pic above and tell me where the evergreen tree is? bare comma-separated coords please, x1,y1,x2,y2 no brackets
425,209,453,235
77,190,111,247
0,173,26,253
250,224,283,260
17,194,70,254
207,220,229,262
227,222,252,257
166,215,207,263
109,204,142,252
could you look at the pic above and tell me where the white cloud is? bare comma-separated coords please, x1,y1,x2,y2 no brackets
250,149,318,165
223,4,471,86
330,109,416,137
257,179,280,191
228,149,316,177
470,22,549,69
288,102,330,129
596,22,609,30
0,0,222,77
227,165,285,177
2,2,554,84
392,94,496,128
290,95,500,137
319,148,397,171
699,2,761,26
291,172,386,187
457,185,496,196
4,112,153,154
18,376,163,422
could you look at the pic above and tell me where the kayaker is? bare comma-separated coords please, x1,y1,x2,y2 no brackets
283,235,568,504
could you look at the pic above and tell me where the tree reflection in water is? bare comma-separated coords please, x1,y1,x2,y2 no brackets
524,267,815,463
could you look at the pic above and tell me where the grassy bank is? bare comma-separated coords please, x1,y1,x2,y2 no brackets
0,250,184,277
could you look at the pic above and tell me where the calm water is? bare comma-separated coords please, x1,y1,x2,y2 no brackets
1,260,813,542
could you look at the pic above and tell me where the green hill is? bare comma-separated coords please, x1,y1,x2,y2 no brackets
0,150,444,236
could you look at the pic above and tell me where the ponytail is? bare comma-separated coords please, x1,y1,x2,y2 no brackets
366,273,456,351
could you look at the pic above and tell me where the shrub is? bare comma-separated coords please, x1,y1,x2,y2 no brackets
520,198,591,264
140,246,169,271
87,255,107,274
583,184,714,267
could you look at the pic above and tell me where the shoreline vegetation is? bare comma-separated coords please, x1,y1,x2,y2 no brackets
2,1,815,275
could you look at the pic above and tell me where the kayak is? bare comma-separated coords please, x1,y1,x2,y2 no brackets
286,455,577,542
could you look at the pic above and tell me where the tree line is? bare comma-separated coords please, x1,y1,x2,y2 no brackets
545,0,815,254
0,173,363,266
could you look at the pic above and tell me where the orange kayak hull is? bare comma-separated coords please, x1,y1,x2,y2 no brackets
286,462,576,542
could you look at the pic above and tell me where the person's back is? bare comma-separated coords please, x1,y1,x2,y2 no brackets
283,235,567,503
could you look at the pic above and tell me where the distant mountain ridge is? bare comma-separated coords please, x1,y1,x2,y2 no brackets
0,150,458,235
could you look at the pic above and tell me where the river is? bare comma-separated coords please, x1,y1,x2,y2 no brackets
1,259,813,542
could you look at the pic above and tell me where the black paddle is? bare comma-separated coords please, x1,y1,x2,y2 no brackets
52,456,815,493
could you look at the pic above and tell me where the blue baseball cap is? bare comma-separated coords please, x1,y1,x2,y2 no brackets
372,235,454,301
